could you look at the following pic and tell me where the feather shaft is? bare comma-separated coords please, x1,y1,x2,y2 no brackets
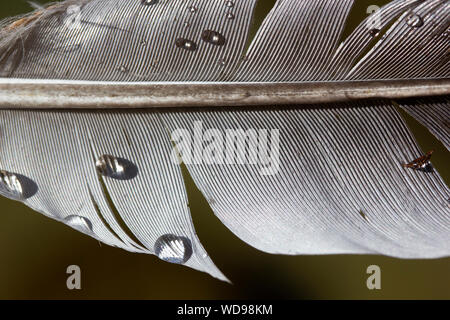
0,78,449,109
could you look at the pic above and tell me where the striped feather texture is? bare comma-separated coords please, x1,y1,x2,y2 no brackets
0,0,448,81
400,97,450,149
0,110,227,281
162,99,450,258
0,0,449,281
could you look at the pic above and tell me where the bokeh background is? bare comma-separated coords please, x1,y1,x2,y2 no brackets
0,0,449,299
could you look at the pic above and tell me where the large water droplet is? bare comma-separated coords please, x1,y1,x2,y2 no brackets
154,234,193,264
175,38,198,51
142,0,158,5
201,30,226,46
0,170,37,200
0,170,24,200
406,14,424,28
96,155,138,180
64,215,93,234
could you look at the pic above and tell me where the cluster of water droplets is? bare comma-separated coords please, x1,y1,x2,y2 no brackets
93,155,193,265
173,1,235,67
117,1,237,73
368,11,425,39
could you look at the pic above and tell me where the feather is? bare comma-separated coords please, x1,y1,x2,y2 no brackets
0,0,449,281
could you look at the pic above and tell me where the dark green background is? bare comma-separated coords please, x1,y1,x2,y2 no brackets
0,0,449,299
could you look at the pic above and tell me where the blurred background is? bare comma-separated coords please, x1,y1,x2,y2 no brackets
0,0,449,299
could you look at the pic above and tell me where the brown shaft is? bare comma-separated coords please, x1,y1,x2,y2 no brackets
0,78,448,109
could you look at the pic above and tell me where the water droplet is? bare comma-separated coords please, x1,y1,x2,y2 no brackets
0,170,24,200
0,170,37,201
154,234,193,264
218,58,227,66
201,30,226,46
175,38,198,51
96,155,138,180
118,65,129,73
369,28,380,37
140,40,148,46
224,1,234,8
226,12,235,20
188,6,197,13
183,21,190,28
406,14,424,28
64,215,93,234
142,0,158,5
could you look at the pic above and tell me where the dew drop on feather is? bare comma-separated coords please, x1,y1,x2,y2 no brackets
201,30,226,46
141,0,158,5
0,170,24,201
64,215,94,234
175,38,198,51
96,155,138,180
154,234,193,264
406,14,424,28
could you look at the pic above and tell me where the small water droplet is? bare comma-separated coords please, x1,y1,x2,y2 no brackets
226,12,235,20
64,215,93,234
140,40,148,46
219,58,227,66
188,6,197,13
154,234,193,264
142,0,158,5
224,0,234,8
0,170,24,200
175,38,198,51
201,30,226,46
118,65,129,73
406,14,424,28
369,28,380,37
96,155,138,180
183,21,190,28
